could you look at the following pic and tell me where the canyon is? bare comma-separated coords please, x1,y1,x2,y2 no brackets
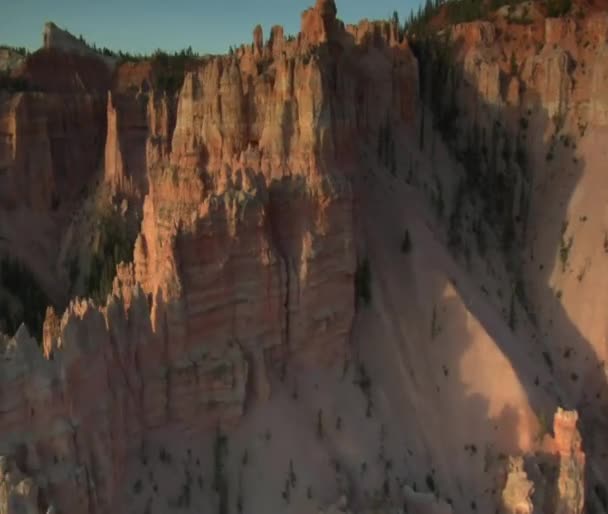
0,0,607,513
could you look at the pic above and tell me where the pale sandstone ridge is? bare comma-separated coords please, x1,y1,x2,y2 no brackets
42,22,115,69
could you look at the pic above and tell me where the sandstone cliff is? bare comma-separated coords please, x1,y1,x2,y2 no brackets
0,0,607,513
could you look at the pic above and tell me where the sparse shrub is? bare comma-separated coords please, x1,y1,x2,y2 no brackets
547,0,572,17
86,211,134,304
0,256,50,340
282,478,291,503
289,460,297,487
537,411,549,441
594,484,608,510
0,72,36,93
213,429,229,514
317,409,324,440
508,292,516,331
355,258,372,306
431,305,440,339
401,229,412,254
383,477,391,497
133,479,143,494
542,351,554,372
510,52,518,75
159,448,172,464
559,232,573,272
426,473,435,492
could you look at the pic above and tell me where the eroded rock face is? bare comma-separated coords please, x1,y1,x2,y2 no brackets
0,4,420,514
0,91,105,210
0,455,41,514
501,410,585,514
42,22,115,69
552,409,585,514
502,457,534,514
1,2,605,514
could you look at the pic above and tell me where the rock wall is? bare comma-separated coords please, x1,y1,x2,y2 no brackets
0,2,420,513
0,92,105,210
501,409,585,514
1,1,605,513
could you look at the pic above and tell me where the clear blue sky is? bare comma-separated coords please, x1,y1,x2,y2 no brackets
1,0,422,55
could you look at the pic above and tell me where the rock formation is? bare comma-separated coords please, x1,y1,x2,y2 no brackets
502,457,535,514
0,48,25,74
42,22,115,69
0,0,606,513
501,410,585,514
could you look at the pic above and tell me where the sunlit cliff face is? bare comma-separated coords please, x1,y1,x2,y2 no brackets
0,1,605,513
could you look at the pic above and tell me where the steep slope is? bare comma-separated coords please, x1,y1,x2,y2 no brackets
0,1,603,514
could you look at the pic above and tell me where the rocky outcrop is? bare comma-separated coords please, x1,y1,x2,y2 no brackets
502,457,535,514
42,22,115,69
0,91,105,210
1,292,248,514
43,22,91,56
3,2,605,514
301,0,340,46
501,410,585,514
552,409,585,514
0,455,43,514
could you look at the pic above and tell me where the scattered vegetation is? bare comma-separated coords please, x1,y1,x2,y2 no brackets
401,229,412,254
542,351,554,373
213,429,229,514
133,479,143,495
378,119,398,175
559,223,573,272
354,363,374,417
594,484,608,511
355,258,372,306
0,256,50,340
546,0,572,17
536,411,550,441
426,473,436,493
508,291,516,331
0,45,30,56
150,49,198,95
403,0,511,35
430,305,440,339
316,409,324,440
85,211,134,304
0,72,36,93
